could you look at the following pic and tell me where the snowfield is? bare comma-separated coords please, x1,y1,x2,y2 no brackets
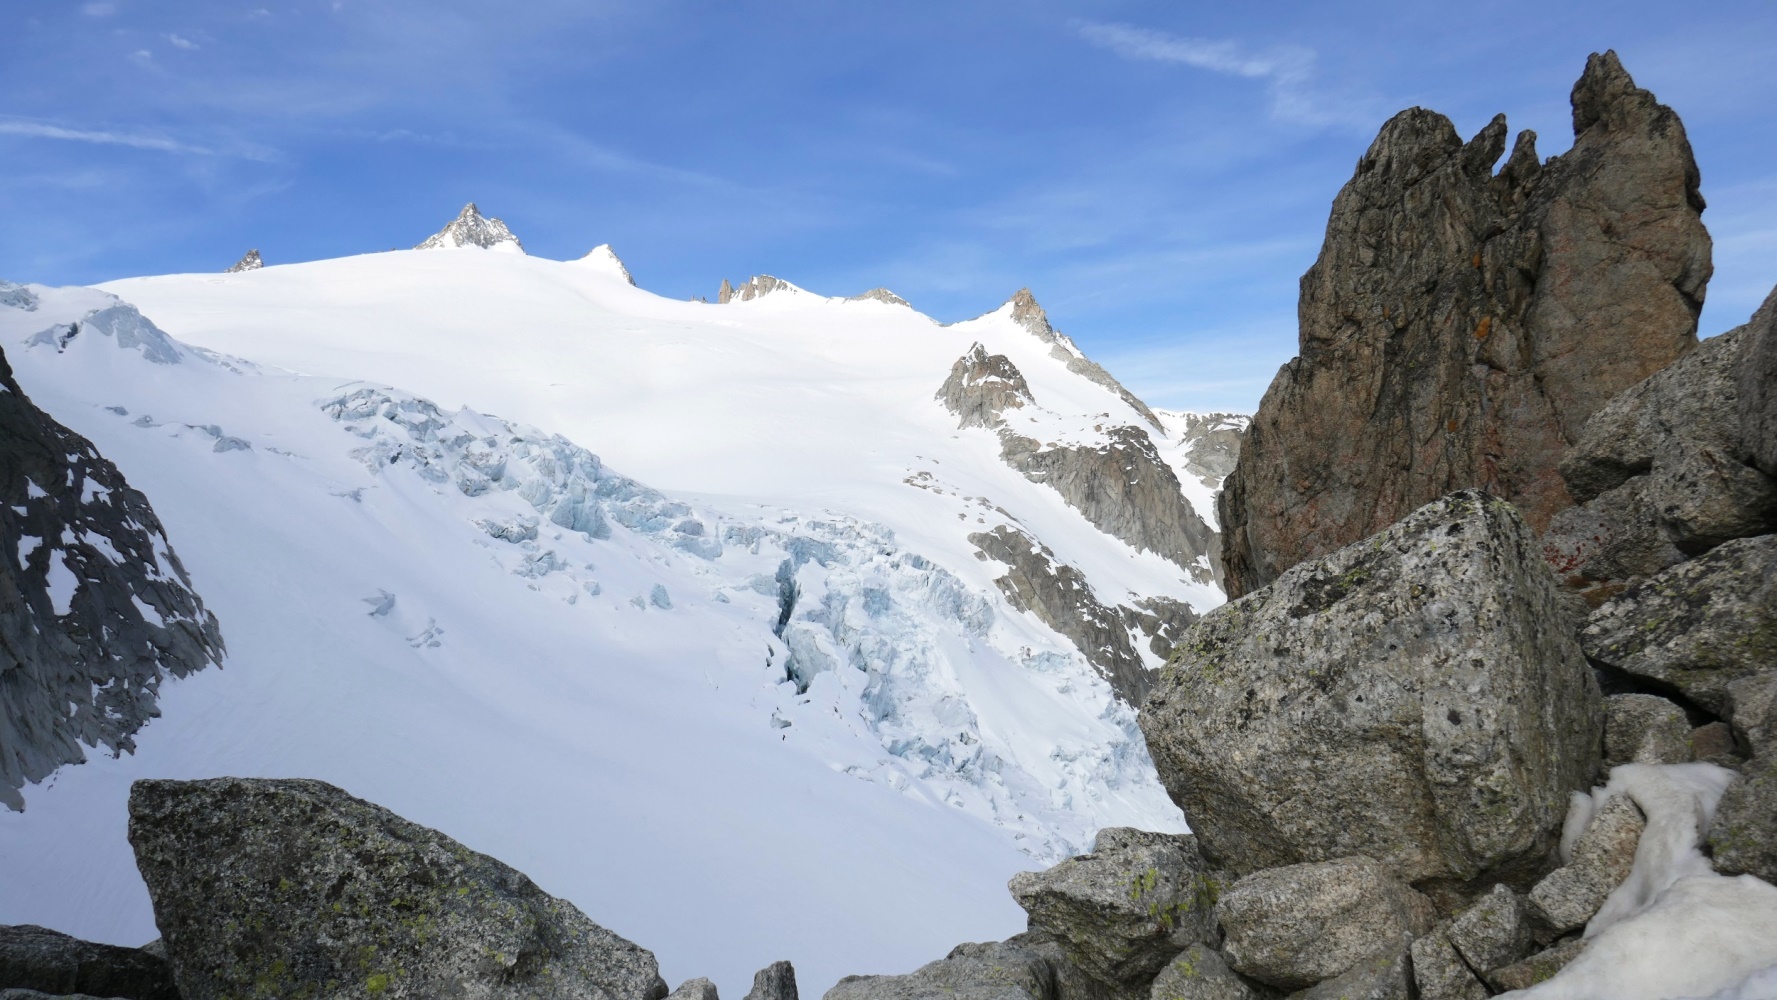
0,243,1221,996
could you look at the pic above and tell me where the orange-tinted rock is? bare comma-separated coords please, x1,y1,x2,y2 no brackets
1219,52,1711,597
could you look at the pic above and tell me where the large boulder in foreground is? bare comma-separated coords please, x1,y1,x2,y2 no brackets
1218,52,1710,598
823,942,1054,1000
1740,285,1777,478
127,777,668,1000
1581,534,1777,716
1141,491,1603,893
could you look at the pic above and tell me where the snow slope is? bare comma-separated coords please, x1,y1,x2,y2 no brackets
1,242,1221,995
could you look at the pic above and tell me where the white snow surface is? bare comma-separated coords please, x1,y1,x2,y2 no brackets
1506,764,1777,1000
1,257,1215,996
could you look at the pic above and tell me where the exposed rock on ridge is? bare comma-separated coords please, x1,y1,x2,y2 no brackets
224,249,262,273
1004,289,1162,433
935,341,1217,582
1218,51,1712,598
0,339,224,812
719,276,791,303
416,202,525,252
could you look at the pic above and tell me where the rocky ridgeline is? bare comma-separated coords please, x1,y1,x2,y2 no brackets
933,328,1218,703
0,337,223,812
415,203,525,252
223,250,262,273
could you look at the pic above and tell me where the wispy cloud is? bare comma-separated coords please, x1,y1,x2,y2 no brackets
166,33,199,50
1074,22,1371,128
80,2,116,17
0,120,211,154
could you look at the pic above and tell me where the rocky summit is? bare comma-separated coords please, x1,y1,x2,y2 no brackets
1218,51,1711,598
414,202,525,252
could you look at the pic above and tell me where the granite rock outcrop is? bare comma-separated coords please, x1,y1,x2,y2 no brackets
1218,52,1711,598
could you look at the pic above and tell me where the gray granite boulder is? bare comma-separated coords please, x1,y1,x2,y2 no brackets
1738,285,1777,478
1708,755,1777,883
668,979,720,1000
1604,694,1694,766
824,942,1053,1000
1482,938,1586,992
1008,832,1221,992
1729,671,1777,758
1214,857,1431,992
1444,884,1533,976
127,777,668,1000
1146,945,1258,1000
1581,534,1777,717
1407,929,1487,1000
744,962,798,1000
1141,491,1603,888
0,925,177,1000
1541,477,1685,607
1527,793,1645,934
1285,952,1409,1000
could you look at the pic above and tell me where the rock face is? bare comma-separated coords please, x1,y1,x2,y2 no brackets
824,942,1053,1000
1739,286,1777,478
1443,885,1533,976
1158,412,1248,489
1408,929,1487,1000
668,979,720,1000
225,249,262,272
721,276,791,303
743,962,799,1000
1003,289,1160,432
1007,829,1221,993
1218,52,1711,598
1580,534,1777,716
1213,857,1428,991
1146,944,1258,1000
415,202,525,252
937,342,1217,582
0,342,224,811
0,925,178,1000
1549,327,1777,601
1141,491,1603,891
127,777,668,1000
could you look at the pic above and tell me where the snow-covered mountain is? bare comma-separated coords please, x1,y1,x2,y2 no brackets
0,211,1239,995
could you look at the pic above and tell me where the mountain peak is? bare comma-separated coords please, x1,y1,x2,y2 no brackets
1004,288,1051,336
415,203,525,253
847,287,911,308
226,249,263,273
576,245,635,286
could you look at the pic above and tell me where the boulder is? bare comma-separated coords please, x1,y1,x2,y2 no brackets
1559,327,1777,556
1444,884,1533,975
1708,755,1777,883
1214,857,1431,991
1541,477,1685,606
1,991,115,1000
1482,938,1586,992
1581,534,1777,716
1141,491,1603,887
1218,52,1711,597
1729,671,1777,758
0,925,178,1000
668,980,720,1000
1284,952,1410,1000
824,942,1053,1000
1407,929,1488,1000
1738,285,1777,478
1008,832,1221,991
1527,793,1645,934
1146,945,1259,1000
1603,694,1694,766
745,962,799,1000
999,932,1117,1000
126,777,668,1000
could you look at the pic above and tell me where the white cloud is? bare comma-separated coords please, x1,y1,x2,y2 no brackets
1075,21,1369,128
0,120,211,155
81,2,117,16
166,33,198,50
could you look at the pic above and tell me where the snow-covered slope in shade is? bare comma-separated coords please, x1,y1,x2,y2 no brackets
0,266,1210,995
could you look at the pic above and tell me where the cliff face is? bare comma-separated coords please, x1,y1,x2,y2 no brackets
1219,51,1711,597
0,339,223,811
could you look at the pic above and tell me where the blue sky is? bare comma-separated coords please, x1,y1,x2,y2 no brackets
2,1,1773,413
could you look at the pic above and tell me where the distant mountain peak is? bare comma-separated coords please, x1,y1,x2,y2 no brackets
576,244,635,286
1005,288,1051,336
226,249,263,273
415,203,524,253
847,287,911,308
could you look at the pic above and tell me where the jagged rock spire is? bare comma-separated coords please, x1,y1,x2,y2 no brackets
225,249,262,273
720,275,790,303
414,203,524,253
